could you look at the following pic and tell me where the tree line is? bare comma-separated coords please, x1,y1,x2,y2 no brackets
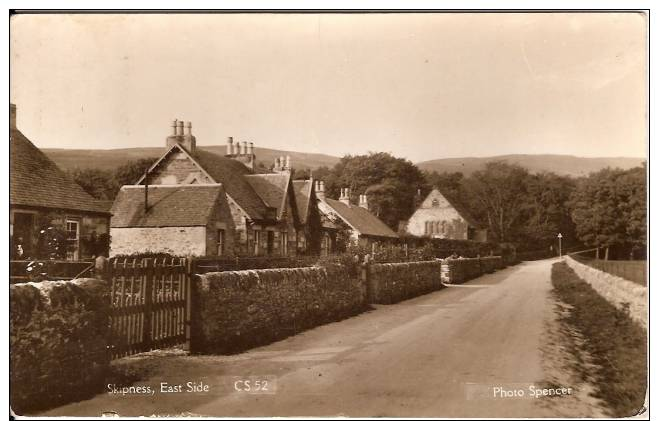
72,152,646,260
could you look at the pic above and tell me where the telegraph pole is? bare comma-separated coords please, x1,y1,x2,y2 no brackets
557,233,563,257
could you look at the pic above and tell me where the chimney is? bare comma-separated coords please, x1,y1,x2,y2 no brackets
166,119,195,153
340,187,351,206
359,194,369,210
183,121,196,153
226,137,234,156
247,142,254,155
316,180,325,200
10,103,16,129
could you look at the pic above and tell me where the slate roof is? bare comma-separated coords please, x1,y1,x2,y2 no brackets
191,149,271,220
435,187,484,229
111,185,224,228
10,128,111,214
292,180,312,225
244,173,290,219
323,198,398,239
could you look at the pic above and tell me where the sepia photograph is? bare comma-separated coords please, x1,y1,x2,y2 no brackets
8,9,649,419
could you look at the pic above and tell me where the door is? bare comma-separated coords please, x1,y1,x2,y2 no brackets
12,212,34,259
267,231,275,255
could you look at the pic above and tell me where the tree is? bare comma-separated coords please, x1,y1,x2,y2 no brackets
569,165,646,259
462,162,529,243
68,168,116,200
319,153,427,229
112,158,158,194
424,171,465,199
519,172,577,251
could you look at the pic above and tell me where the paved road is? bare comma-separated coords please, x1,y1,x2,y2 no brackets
38,259,602,418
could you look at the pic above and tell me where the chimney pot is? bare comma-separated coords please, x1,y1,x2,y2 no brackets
185,122,192,136
285,155,291,169
340,187,351,205
177,120,184,136
171,119,178,135
248,142,254,155
226,137,234,155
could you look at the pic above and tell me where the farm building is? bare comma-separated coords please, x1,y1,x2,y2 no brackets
10,103,111,260
402,187,487,242
110,184,234,257
110,120,314,257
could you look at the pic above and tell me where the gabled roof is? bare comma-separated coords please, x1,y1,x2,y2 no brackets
111,184,224,228
192,149,272,220
10,128,110,214
292,180,312,225
323,198,398,239
136,144,272,221
434,187,484,229
244,173,291,219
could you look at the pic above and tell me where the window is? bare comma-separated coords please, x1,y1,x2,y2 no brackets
217,229,225,256
253,230,261,256
431,199,439,207
281,231,288,256
66,219,80,260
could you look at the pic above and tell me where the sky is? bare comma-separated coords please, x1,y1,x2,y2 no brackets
10,12,647,162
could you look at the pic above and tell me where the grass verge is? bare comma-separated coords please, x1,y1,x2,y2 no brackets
551,261,647,417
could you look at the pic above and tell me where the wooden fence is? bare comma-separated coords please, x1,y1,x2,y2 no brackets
108,257,191,359
570,254,647,286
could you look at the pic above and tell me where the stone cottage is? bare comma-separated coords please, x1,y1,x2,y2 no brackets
110,184,234,257
402,187,487,242
110,120,307,257
10,103,111,260
315,184,399,248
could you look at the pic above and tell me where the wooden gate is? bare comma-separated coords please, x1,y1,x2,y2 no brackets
108,257,191,359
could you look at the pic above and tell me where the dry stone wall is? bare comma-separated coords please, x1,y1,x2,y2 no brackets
440,256,504,284
565,256,647,329
10,278,110,414
368,261,444,304
191,265,366,354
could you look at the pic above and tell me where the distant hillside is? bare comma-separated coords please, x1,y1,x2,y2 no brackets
43,145,340,173
416,154,645,177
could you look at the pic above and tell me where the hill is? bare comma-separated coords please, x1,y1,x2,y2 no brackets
42,147,645,178
416,154,645,177
42,145,340,173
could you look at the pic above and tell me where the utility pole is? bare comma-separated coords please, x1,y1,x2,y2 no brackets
557,233,563,257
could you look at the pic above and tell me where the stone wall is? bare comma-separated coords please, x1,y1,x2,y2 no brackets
191,265,366,354
110,226,206,257
10,278,110,414
441,257,504,284
565,256,647,329
479,256,504,273
368,261,444,304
